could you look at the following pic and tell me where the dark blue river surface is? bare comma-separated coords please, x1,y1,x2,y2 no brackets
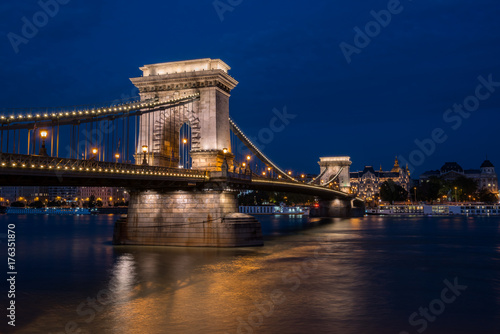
1,214,499,334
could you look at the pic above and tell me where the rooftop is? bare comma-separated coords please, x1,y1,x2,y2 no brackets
140,58,231,77
481,159,495,168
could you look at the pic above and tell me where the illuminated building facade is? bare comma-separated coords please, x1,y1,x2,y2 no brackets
350,157,411,200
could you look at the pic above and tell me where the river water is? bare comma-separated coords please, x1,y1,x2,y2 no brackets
1,214,499,334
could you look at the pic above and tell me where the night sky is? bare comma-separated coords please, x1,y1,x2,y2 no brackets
1,0,499,176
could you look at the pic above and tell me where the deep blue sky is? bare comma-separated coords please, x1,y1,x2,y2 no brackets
1,0,499,176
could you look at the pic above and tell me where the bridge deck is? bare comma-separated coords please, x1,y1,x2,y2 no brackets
0,153,361,200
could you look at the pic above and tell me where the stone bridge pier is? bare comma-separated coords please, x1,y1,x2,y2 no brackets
310,198,365,218
113,189,263,247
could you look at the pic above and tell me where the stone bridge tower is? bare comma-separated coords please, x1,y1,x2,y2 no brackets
318,156,352,192
130,59,238,171
115,59,263,248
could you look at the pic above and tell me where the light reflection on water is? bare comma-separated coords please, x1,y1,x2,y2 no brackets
2,214,500,334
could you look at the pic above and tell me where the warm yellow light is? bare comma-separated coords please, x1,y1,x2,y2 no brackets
92,148,98,155
182,138,188,144
242,162,246,167
115,153,120,159
246,155,251,161
301,174,305,178
40,130,48,138
222,148,228,154
109,197,113,201
262,172,266,176
267,167,271,171
288,171,292,175
142,145,148,153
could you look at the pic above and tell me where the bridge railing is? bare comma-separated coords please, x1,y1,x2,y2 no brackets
0,153,208,179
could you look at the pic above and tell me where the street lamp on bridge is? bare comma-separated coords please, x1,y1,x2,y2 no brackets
115,153,120,163
142,145,149,166
91,148,98,161
39,130,48,156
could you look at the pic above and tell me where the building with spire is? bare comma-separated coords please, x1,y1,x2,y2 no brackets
349,157,411,201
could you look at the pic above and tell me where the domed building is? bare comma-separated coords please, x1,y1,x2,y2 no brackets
479,160,498,193
419,159,498,194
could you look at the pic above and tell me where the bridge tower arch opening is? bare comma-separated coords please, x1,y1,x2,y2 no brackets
131,58,238,171
179,122,192,169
